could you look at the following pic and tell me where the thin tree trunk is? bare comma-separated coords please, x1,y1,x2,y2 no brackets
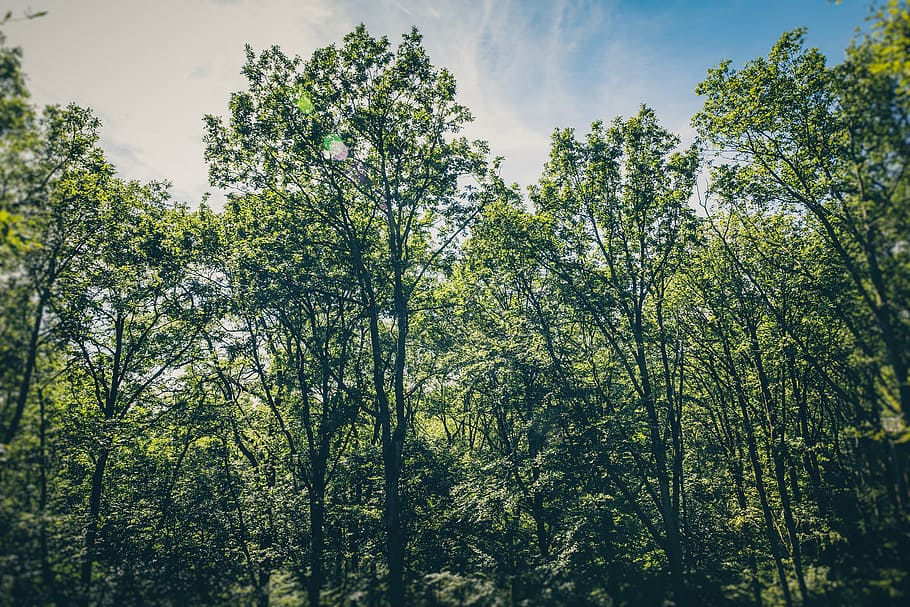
723,337,793,607
633,325,686,607
732,455,763,607
3,291,46,444
384,449,405,607
308,458,326,607
657,299,687,593
257,527,272,607
80,447,110,607
38,387,60,606
386,253,409,607
746,322,808,603
350,230,408,607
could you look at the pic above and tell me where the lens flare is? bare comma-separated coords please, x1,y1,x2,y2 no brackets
330,141,348,160
322,134,342,150
294,85,314,114
323,134,348,160
348,167,367,184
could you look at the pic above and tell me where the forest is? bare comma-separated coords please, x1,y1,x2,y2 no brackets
1,2,909,606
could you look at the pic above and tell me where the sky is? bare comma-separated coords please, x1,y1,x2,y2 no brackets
2,0,874,207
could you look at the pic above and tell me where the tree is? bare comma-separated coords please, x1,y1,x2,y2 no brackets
530,107,698,606
0,96,109,447
205,25,488,605
4,5,910,606
52,180,211,605
212,191,369,606
694,7,910,430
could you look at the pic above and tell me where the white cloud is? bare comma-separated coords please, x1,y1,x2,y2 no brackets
1,0,700,206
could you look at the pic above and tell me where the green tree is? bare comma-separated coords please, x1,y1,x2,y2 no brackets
694,6,910,430
1,99,109,447
51,181,212,605
530,107,698,606
212,191,369,606
205,25,488,605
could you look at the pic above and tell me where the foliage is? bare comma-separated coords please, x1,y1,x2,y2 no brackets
2,6,910,607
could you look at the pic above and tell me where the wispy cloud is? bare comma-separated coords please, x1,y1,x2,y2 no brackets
1,0,870,206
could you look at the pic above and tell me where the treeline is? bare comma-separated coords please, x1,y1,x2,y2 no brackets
1,3,909,607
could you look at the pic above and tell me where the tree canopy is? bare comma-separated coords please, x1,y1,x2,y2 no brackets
1,4,909,607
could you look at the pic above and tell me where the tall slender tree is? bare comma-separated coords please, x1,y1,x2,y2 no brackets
205,25,488,604
530,107,699,606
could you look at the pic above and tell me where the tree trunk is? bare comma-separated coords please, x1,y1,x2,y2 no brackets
384,447,405,607
732,459,763,607
3,291,45,444
633,327,686,607
258,524,272,607
741,399,793,607
723,337,793,607
746,322,808,603
657,300,688,603
80,447,110,607
351,207,409,607
359,270,407,606
308,461,326,607
38,387,60,606
386,253,409,607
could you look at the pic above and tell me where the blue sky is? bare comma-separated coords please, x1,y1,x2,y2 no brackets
2,0,873,206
